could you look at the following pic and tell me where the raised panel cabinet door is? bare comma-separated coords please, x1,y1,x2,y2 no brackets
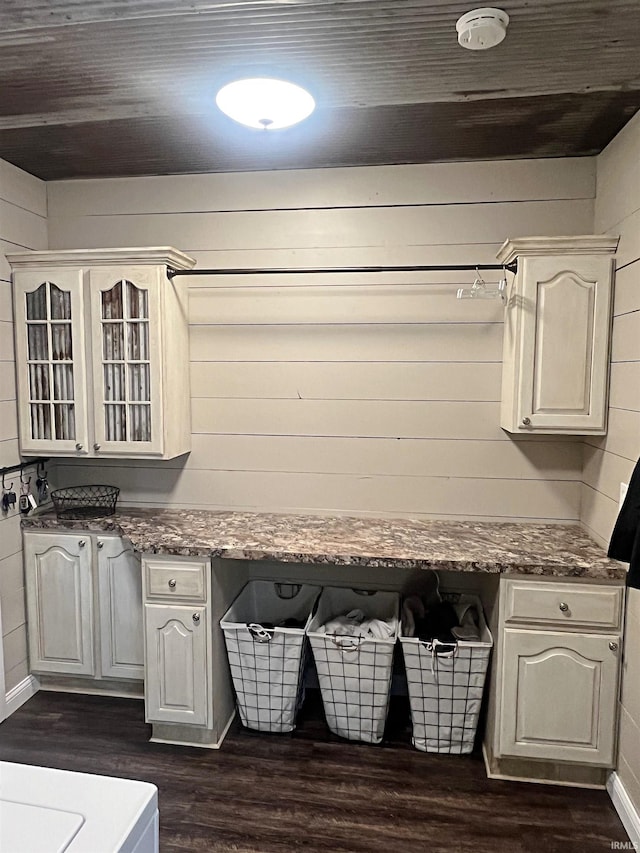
88,267,164,457
13,269,89,456
499,629,620,766
144,604,208,726
24,532,94,675
517,255,613,433
97,537,144,680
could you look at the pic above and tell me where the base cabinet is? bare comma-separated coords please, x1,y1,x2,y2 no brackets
499,628,620,766
23,530,143,685
490,577,623,775
97,537,144,680
142,555,212,732
24,533,94,676
144,604,208,726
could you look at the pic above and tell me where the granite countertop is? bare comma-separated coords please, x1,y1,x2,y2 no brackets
23,507,627,581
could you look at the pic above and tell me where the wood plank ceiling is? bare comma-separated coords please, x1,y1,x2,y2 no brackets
1,0,640,179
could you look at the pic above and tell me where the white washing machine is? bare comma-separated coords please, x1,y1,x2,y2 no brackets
0,761,158,852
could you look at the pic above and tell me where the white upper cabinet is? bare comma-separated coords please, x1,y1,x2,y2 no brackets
498,236,618,434
9,248,195,459
12,269,90,455
89,267,164,457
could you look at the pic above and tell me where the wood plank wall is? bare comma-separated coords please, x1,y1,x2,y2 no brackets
47,159,595,521
0,158,47,697
587,112,640,816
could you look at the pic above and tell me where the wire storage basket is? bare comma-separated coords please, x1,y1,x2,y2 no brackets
399,593,493,754
220,581,321,733
51,485,120,519
307,587,399,744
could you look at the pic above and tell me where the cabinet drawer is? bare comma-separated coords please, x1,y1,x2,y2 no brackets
503,580,623,630
145,559,207,602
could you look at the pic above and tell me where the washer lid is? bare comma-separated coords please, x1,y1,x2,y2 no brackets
0,800,85,852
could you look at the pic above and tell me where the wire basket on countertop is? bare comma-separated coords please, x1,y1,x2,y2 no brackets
51,485,120,519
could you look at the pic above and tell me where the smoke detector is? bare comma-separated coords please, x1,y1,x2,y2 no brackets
456,7,509,50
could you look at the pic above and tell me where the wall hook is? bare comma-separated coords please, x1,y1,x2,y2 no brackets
0,458,49,502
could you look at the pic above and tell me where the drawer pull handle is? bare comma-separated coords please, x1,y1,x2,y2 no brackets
78,539,86,548
609,641,618,651
192,613,200,624
168,578,177,589
97,541,104,550
558,602,569,612
522,417,531,426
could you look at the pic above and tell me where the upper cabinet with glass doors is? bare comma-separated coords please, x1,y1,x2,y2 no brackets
9,248,195,459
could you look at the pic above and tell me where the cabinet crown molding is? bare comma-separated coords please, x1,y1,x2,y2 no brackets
6,247,196,271
496,235,619,265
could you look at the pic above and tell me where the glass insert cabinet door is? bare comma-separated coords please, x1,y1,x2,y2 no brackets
13,270,89,454
90,268,163,455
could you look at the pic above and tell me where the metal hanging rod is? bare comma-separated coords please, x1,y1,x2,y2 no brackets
166,262,517,279
0,457,49,481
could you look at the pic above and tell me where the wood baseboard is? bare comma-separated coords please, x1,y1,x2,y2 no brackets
150,710,236,750
607,772,640,848
5,675,39,718
482,743,608,789
37,675,144,699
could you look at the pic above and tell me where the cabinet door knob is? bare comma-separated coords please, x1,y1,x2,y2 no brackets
97,541,104,550
558,602,569,612
93,443,101,452
168,578,177,589
78,539,86,548
522,417,531,426
609,641,618,651
75,443,83,451
192,613,200,624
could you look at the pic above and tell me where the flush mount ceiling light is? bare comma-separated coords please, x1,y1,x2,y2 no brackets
215,78,315,129
456,7,510,50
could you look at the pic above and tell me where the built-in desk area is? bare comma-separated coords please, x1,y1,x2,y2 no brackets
22,509,627,788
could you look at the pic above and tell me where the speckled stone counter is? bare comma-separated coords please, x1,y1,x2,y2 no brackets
23,508,626,581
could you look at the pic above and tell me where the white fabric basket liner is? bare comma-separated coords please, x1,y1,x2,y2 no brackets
307,586,399,745
221,581,321,733
400,593,493,754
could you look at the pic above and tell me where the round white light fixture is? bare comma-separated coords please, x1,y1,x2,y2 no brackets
215,78,315,129
456,7,509,50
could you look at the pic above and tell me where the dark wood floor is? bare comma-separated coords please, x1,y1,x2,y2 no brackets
0,690,628,853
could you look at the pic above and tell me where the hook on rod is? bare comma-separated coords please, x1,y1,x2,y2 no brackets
0,457,49,484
